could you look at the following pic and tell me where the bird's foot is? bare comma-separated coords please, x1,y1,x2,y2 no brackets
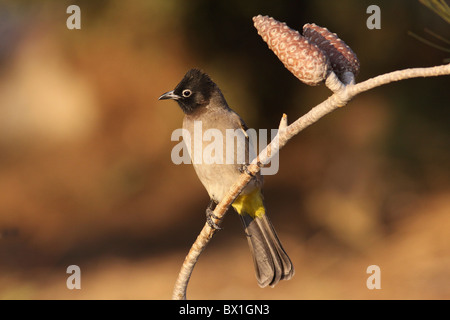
206,207,222,230
239,164,255,177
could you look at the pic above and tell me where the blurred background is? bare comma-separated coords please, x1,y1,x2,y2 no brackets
0,0,449,299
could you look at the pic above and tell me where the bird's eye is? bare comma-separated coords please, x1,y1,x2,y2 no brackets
182,89,192,97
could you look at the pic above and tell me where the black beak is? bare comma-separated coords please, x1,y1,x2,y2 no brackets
158,90,181,101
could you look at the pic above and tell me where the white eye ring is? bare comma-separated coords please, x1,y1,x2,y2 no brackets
182,89,192,97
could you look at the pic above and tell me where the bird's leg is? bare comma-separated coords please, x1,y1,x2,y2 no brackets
206,199,222,230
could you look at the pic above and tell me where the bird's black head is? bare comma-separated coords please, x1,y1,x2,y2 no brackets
158,69,218,114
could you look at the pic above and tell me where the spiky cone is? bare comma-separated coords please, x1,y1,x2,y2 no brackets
303,23,360,84
253,15,330,86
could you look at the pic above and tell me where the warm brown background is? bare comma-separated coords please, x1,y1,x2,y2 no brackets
0,0,449,299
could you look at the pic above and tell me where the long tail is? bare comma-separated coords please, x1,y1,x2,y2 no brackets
233,189,294,287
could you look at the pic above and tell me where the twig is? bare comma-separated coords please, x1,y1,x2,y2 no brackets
419,0,450,24
171,62,450,300
408,31,450,53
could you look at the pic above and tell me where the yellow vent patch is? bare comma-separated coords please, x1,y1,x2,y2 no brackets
231,188,266,219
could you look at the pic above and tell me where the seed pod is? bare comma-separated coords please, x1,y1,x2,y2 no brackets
253,15,330,86
303,23,360,81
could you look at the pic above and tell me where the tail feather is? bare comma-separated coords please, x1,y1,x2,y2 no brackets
240,213,294,287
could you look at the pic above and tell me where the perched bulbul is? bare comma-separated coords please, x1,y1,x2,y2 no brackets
159,69,294,287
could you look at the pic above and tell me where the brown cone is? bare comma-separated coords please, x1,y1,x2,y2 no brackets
303,23,360,80
253,15,330,86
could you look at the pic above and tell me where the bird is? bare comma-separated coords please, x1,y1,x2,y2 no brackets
159,68,294,288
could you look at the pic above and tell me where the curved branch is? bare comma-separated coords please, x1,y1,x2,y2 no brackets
172,63,450,300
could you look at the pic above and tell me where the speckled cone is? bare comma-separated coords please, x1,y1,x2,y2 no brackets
303,23,360,79
253,15,330,86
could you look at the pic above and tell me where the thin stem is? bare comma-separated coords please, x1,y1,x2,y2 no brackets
425,28,450,45
408,31,450,53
